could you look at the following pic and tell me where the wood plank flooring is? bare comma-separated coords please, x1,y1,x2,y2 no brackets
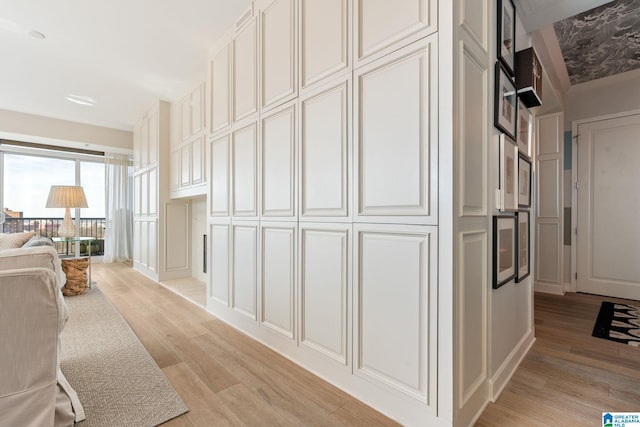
92,263,640,426
91,262,399,427
475,292,640,427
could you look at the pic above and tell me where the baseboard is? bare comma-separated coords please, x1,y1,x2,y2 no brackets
489,331,535,401
534,281,565,295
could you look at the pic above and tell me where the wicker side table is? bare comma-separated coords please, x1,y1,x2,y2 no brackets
61,257,90,296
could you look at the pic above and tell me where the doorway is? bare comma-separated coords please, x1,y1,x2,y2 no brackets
575,111,640,300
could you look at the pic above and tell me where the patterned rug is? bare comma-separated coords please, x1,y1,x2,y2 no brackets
592,302,640,347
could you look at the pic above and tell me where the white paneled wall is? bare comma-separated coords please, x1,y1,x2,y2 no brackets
299,0,350,90
353,224,437,403
354,37,437,224
261,0,297,110
231,121,259,218
205,0,444,425
171,83,208,199
231,221,258,319
133,101,191,282
354,0,437,67
299,77,350,219
260,222,296,338
299,223,350,364
535,113,564,294
261,101,296,218
233,18,258,122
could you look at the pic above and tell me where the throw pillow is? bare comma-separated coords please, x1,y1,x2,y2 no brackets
23,235,55,248
0,232,36,251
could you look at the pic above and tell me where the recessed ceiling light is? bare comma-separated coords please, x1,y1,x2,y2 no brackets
28,30,45,39
65,94,96,106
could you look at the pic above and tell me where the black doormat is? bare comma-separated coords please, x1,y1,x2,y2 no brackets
592,302,640,347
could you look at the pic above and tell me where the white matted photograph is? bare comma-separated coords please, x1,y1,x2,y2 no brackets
516,211,530,282
494,62,518,140
518,153,532,208
517,99,532,157
499,134,519,211
493,215,516,289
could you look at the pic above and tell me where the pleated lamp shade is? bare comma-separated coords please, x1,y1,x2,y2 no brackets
46,186,88,238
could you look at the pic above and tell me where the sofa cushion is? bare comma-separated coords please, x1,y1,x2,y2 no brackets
0,246,66,289
23,236,55,248
0,232,36,251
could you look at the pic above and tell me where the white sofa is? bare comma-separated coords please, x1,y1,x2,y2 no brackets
0,245,85,427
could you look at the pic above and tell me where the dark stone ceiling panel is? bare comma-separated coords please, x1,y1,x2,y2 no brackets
554,0,640,85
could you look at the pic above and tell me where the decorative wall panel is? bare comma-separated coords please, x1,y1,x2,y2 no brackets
261,102,296,217
355,38,437,223
355,0,436,65
233,18,258,122
232,222,258,319
261,223,296,338
232,122,258,217
211,44,232,134
210,223,230,304
300,0,349,89
300,78,349,218
299,224,349,364
261,0,297,110
210,135,230,216
354,224,436,402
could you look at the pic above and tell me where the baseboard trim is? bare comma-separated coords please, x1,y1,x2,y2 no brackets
489,331,535,401
534,281,565,295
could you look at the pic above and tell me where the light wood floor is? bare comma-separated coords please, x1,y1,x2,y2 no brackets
92,262,399,427
92,263,640,426
476,292,640,427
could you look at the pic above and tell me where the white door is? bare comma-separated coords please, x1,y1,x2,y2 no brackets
577,112,640,300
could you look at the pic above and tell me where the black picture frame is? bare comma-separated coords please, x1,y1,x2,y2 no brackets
493,215,516,289
494,62,518,140
497,0,516,76
518,153,532,208
516,211,530,282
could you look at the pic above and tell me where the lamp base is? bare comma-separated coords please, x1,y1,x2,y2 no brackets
58,209,77,239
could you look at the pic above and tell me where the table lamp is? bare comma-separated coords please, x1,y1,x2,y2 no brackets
46,185,88,238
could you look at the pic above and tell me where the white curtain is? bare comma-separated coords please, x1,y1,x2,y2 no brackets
103,153,133,262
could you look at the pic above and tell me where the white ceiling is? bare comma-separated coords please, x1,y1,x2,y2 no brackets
0,0,629,134
0,0,251,132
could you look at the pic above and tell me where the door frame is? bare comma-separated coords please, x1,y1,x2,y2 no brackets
570,108,640,293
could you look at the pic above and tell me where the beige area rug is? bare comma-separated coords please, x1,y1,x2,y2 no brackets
60,286,188,426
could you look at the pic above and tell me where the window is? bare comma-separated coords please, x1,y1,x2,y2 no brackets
1,150,106,249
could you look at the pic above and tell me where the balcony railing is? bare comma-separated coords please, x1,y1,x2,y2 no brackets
2,217,105,256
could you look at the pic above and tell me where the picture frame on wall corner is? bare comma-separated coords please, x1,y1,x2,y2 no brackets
518,153,532,208
516,211,530,282
494,62,518,140
499,134,518,211
517,99,532,157
497,0,516,76
493,215,517,289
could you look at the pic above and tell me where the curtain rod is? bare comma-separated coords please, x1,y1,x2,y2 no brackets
0,139,105,157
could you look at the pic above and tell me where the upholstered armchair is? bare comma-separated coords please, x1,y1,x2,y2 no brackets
0,246,84,427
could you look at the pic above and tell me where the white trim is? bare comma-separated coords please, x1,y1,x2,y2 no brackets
489,331,535,401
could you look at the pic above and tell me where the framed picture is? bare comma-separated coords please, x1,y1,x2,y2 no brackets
494,62,518,140
518,153,532,208
517,99,532,157
499,134,518,211
516,211,530,282
497,0,516,75
493,215,516,289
